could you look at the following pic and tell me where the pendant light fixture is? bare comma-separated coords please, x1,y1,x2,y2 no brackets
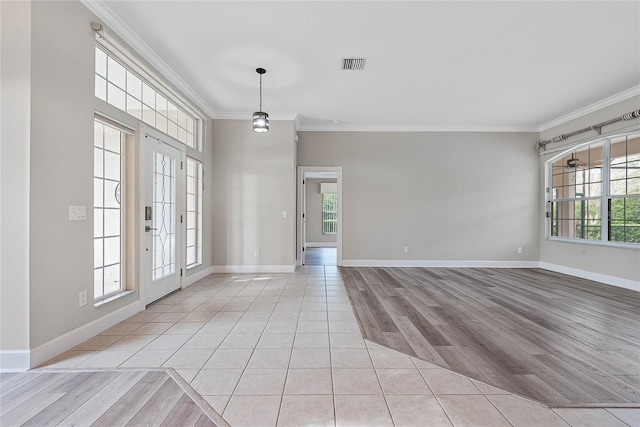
253,68,269,133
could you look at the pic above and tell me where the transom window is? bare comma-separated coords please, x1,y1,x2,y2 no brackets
548,133,640,245
95,46,200,151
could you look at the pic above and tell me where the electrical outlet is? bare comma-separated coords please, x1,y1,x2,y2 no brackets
403,246,409,253
254,249,260,257
79,290,88,307
517,247,523,254
282,210,288,218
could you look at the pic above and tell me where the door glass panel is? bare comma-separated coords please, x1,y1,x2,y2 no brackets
152,151,176,280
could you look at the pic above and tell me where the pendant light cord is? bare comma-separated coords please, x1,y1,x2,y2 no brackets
259,73,263,112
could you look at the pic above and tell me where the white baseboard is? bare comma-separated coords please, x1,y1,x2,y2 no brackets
340,260,540,268
29,301,141,369
305,242,337,248
0,350,30,372
539,262,640,292
212,263,297,274
183,266,214,288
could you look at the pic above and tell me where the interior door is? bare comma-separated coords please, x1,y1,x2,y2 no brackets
144,136,182,305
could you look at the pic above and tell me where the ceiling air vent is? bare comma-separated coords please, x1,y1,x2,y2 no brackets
341,57,366,70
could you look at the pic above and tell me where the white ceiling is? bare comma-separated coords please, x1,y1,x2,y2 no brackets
96,1,639,131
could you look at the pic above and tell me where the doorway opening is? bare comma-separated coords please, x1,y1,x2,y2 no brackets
297,166,343,266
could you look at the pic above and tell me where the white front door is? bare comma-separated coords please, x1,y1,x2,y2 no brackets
144,136,182,305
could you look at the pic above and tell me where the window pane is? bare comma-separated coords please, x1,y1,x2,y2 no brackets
143,83,156,109
94,208,104,238
610,135,640,196
168,121,178,139
103,126,121,153
178,127,187,143
186,247,196,266
143,105,155,127
186,116,194,133
107,57,126,89
94,268,104,298
628,178,640,195
95,48,107,78
168,102,178,123
177,110,187,129
104,236,120,266
104,208,120,237
126,95,142,120
94,148,104,178
103,264,121,295
107,83,126,111
95,76,107,101
94,178,103,207
156,94,168,117
94,239,103,268
610,197,640,243
94,122,104,148
104,151,120,181
104,180,120,208
126,71,142,100
156,112,168,134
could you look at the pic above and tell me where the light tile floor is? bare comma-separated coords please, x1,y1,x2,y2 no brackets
39,266,639,427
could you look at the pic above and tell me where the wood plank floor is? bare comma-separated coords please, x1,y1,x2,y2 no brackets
0,370,226,427
304,247,337,265
341,267,640,407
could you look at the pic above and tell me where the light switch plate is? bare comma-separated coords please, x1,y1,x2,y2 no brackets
282,211,288,218
79,290,88,307
69,205,87,221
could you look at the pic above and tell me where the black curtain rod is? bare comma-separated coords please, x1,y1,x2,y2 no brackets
536,109,640,151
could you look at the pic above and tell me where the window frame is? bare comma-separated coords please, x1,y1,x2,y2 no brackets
185,157,203,269
93,117,132,302
546,131,640,249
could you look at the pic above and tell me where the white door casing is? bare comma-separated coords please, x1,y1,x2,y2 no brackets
297,166,343,266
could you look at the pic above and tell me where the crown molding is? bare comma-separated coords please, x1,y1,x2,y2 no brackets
81,0,217,119
538,85,640,132
213,112,300,121
297,124,539,133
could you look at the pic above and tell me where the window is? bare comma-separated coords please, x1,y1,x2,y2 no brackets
94,120,126,300
548,133,640,245
95,46,200,151
322,193,337,234
186,158,203,268
610,135,640,243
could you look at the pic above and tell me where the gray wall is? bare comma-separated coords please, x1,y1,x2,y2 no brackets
212,119,297,268
1,0,32,357
539,96,640,283
3,0,215,353
305,178,337,244
298,131,540,262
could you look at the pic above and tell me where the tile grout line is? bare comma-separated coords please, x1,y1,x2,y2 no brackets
411,357,457,427
273,271,300,427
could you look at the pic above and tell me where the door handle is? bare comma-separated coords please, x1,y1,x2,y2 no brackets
145,226,157,232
